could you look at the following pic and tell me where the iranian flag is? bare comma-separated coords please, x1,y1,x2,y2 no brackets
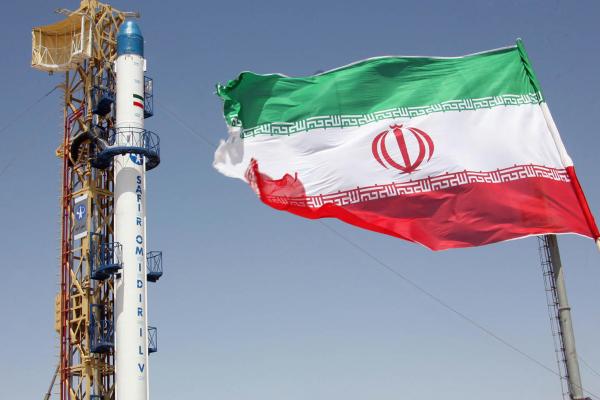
214,41,598,250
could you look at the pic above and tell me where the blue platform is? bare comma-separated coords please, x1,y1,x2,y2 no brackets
93,127,160,171
146,251,163,282
148,326,158,354
91,85,114,116
90,305,114,354
144,76,154,119
90,237,122,281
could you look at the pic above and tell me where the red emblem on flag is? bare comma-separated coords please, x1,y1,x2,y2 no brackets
371,124,435,173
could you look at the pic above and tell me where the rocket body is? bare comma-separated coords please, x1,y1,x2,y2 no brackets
114,21,149,400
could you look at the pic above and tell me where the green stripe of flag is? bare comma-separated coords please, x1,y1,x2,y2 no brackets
133,93,144,102
217,43,541,130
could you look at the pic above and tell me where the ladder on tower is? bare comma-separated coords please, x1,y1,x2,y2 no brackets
538,236,570,400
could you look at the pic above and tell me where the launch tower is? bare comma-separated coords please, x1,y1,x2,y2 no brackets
32,2,163,399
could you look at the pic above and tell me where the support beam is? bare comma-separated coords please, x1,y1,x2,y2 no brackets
43,364,59,400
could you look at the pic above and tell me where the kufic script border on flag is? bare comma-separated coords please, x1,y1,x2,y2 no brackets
239,92,543,138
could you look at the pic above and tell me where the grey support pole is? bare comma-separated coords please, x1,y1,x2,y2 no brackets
546,234,586,400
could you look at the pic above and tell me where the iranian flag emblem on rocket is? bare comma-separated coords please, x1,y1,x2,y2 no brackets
133,93,144,109
214,40,599,250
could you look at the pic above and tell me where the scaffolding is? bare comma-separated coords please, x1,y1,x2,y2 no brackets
33,1,135,399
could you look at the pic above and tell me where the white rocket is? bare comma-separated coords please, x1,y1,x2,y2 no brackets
114,20,150,400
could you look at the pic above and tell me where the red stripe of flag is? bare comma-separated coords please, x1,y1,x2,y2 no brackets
247,160,597,250
133,101,144,109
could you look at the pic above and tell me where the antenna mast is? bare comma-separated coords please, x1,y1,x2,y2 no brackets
539,234,589,400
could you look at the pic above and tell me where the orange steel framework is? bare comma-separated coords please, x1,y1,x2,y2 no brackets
33,2,138,399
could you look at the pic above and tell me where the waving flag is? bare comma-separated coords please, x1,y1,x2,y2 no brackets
214,40,598,250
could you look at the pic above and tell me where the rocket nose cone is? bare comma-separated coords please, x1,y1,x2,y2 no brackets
118,20,143,37
117,20,144,57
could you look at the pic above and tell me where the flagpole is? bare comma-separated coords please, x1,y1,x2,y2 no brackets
525,35,593,397
544,234,587,400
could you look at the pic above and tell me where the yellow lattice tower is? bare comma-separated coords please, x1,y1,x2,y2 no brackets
32,2,138,399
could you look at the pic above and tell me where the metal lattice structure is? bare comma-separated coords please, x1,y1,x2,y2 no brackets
538,235,589,400
33,2,138,399
538,236,569,400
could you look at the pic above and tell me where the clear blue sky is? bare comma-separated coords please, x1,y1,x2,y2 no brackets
1,0,600,398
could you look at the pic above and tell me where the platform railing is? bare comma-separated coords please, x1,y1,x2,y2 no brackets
146,251,163,282
93,127,161,170
90,235,123,280
148,326,158,353
144,76,154,118
90,306,114,353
